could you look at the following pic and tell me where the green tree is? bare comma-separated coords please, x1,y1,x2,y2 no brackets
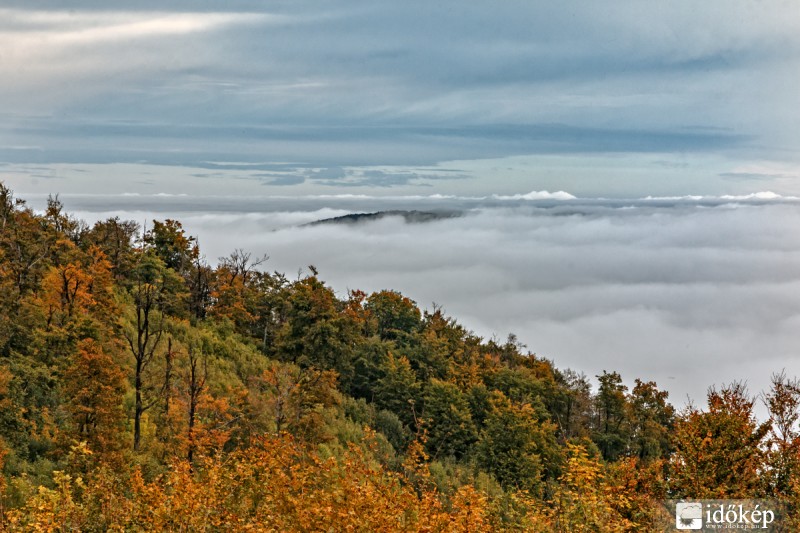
373,354,422,429
365,290,421,343
476,392,560,494
273,276,358,384
422,379,477,459
123,252,185,451
627,379,674,461
592,371,630,461
145,219,196,274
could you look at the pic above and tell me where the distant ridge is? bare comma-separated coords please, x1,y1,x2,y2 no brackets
302,210,460,227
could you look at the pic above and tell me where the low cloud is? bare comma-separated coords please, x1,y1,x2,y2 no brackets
56,194,800,409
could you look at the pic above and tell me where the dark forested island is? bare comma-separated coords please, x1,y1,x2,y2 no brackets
302,209,460,227
0,183,797,531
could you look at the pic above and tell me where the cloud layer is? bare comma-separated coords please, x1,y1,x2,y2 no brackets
54,193,800,408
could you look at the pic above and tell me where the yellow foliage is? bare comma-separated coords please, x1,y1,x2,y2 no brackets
531,443,642,532
4,432,494,532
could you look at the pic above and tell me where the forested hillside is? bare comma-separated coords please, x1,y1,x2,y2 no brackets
0,182,799,531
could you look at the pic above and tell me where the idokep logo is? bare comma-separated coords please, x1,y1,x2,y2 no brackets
667,500,780,531
675,502,702,529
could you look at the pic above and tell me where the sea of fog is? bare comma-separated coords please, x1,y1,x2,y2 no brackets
33,191,800,412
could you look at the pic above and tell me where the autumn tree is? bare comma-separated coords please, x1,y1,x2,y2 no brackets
0,186,53,353
251,362,340,443
185,342,207,464
764,371,800,498
63,339,126,461
545,443,637,532
419,307,476,385
671,382,769,498
36,245,115,337
43,195,84,243
0,365,12,456
210,249,267,327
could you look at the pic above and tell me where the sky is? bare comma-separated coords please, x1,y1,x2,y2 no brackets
2,2,800,408
1,1,800,197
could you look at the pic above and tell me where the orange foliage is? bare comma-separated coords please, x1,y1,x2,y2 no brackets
0,368,7,520
36,245,116,330
534,443,640,532
670,383,769,498
63,339,127,463
7,432,492,531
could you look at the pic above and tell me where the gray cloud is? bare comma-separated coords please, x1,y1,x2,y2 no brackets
261,175,306,187
1,1,799,193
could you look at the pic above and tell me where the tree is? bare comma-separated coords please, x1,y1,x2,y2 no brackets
63,339,126,460
554,369,593,442
592,371,630,461
764,372,800,498
476,393,560,494
671,382,769,498
43,195,83,243
373,354,422,429
37,245,114,334
546,443,636,532
273,276,358,383
145,219,196,274
364,290,421,342
123,252,184,451
422,379,477,459
627,379,674,461
0,185,53,353
0,365,13,457
209,249,267,327
419,307,475,385
83,217,139,281
185,342,207,464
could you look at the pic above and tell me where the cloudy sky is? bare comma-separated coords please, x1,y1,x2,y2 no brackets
2,2,800,408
